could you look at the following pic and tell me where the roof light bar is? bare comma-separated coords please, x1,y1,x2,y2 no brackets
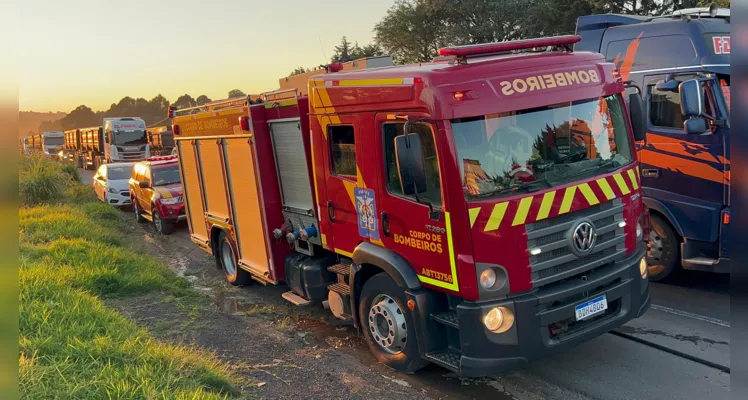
147,155,178,162
438,35,582,58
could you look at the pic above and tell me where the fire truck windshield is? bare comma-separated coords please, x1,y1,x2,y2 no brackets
112,130,147,146
452,94,634,200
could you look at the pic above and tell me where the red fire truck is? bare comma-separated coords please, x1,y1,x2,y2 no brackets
171,35,651,376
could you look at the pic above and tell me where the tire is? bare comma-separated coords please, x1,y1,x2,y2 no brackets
153,210,173,235
358,272,429,373
646,214,680,282
217,231,251,286
133,200,146,223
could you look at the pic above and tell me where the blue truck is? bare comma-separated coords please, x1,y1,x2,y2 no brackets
575,6,730,281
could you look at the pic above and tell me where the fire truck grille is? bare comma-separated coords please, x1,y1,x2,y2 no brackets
526,198,626,288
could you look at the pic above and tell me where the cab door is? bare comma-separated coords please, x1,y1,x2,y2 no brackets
320,115,366,256
372,113,456,292
640,75,725,205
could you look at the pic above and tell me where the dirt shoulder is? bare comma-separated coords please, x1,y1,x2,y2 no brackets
112,219,437,400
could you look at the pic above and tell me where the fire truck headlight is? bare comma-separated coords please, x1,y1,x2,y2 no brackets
483,306,515,333
636,218,643,242
160,197,180,205
639,257,648,279
479,269,497,289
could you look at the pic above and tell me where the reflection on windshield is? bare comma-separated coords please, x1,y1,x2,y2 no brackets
452,95,634,200
113,130,147,146
152,166,181,186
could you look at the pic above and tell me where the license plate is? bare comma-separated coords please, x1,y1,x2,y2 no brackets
574,295,608,321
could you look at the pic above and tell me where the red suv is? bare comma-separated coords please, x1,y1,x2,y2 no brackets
129,156,185,235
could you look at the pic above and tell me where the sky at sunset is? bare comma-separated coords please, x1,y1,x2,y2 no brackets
19,0,394,112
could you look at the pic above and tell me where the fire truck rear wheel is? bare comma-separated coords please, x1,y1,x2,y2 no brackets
218,231,251,286
359,272,428,373
646,214,680,282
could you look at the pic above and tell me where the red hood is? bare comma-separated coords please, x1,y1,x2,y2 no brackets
154,183,183,199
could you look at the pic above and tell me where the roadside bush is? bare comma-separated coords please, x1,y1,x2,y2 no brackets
19,155,76,206
61,163,80,183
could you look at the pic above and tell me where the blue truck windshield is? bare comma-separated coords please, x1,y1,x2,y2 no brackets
452,95,634,200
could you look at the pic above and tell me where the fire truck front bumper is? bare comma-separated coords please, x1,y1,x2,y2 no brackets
454,247,650,377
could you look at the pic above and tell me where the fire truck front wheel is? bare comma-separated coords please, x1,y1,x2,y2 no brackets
217,231,251,286
359,272,428,373
646,214,680,282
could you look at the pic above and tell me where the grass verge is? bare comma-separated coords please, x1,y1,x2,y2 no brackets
19,155,240,399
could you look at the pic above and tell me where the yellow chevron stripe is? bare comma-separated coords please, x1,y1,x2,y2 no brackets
596,178,616,200
317,88,334,109
559,186,577,214
636,166,640,180
484,202,508,232
613,173,631,195
536,190,556,221
627,169,639,190
512,196,534,226
579,183,599,205
468,207,480,228
159,189,173,199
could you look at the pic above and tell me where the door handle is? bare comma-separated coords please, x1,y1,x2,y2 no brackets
641,169,659,178
381,211,390,237
327,201,336,222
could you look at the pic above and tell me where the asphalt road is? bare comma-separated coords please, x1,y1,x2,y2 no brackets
77,167,731,399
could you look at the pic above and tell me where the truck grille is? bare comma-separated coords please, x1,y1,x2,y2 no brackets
116,146,147,161
526,198,626,288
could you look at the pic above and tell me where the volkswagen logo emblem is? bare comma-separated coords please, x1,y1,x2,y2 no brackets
572,221,596,254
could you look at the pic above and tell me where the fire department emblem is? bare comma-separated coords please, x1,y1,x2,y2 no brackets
355,188,380,241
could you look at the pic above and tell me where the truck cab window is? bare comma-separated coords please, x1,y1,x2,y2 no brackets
383,122,442,206
329,125,357,178
649,80,717,131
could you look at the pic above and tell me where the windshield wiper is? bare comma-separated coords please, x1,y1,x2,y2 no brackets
476,178,552,199
563,158,623,182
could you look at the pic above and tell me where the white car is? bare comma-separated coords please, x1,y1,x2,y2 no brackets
93,162,135,208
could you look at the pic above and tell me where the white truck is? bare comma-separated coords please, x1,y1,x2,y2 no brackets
40,131,65,158
102,117,150,163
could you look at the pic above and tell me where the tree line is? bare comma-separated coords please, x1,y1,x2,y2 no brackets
38,0,729,133
371,0,728,64
37,89,249,133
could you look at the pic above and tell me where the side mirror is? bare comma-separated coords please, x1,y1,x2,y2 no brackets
394,133,427,196
684,118,708,135
138,181,150,189
679,79,705,118
628,92,647,142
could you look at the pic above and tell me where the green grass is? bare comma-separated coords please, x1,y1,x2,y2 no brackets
19,156,240,399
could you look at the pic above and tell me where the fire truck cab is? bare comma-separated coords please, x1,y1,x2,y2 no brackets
172,36,651,377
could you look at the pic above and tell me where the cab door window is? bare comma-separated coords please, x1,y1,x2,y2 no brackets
328,125,357,179
143,167,152,186
382,122,442,206
648,77,717,132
